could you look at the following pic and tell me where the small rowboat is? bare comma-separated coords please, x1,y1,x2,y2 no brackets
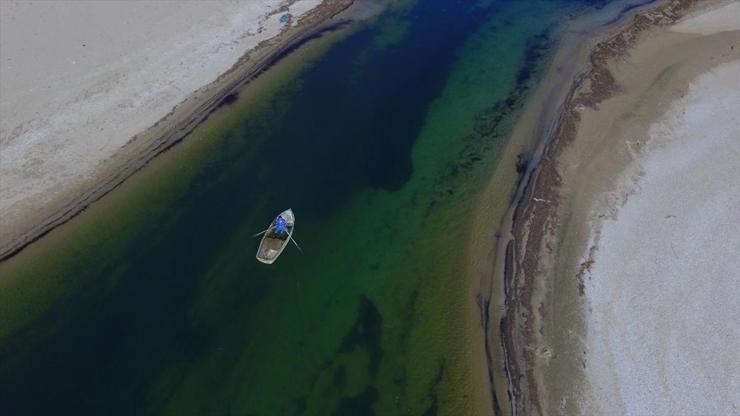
255,209,300,264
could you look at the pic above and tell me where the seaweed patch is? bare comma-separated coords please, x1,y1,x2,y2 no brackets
340,296,383,374
331,386,379,416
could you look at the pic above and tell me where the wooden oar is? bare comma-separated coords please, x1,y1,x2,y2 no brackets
252,229,268,238
289,234,303,253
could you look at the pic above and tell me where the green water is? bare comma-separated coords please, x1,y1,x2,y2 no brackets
0,1,614,414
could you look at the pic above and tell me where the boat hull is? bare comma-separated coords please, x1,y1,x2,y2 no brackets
256,209,294,264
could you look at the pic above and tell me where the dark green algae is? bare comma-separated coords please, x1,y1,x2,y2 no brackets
0,1,607,414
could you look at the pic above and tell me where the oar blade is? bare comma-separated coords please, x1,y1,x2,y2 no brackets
289,235,303,253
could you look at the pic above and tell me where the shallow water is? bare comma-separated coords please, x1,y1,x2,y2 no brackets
0,1,619,414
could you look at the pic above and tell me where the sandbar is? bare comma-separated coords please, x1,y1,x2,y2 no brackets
492,0,740,414
582,58,740,415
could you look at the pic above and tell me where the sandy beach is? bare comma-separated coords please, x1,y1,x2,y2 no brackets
467,2,672,413
0,0,353,260
578,4,740,414
490,0,740,414
582,58,740,415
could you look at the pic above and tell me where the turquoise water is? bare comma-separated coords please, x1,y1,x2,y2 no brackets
0,1,615,414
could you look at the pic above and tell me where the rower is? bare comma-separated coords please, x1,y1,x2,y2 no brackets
275,216,289,237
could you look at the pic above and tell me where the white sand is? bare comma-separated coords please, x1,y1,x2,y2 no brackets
582,60,740,415
288,0,324,20
0,0,322,239
672,1,740,35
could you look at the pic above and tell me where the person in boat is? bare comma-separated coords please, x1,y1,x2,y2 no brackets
273,216,289,239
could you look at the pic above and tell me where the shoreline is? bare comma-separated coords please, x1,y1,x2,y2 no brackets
0,0,361,262
468,1,672,414
490,0,739,414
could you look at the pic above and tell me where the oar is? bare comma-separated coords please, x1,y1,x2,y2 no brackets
289,234,303,253
252,229,268,238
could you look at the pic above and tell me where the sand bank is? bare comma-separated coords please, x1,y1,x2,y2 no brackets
491,0,740,414
0,0,356,260
577,4,740,413
469,1,689,414
672,0,740,34
582,59,740,416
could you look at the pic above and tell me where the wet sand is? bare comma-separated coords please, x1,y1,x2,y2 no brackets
486,0,739,414
0,0,356,261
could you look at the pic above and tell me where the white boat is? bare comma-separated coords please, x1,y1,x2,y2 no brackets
255,209,298,264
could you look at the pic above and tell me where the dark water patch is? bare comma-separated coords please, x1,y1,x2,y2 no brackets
0,251,214,415
245,0,496,222
340,295,383,374
217,91,239,108
333,365,348,390
603,0,657,25
422,396,438,416
331,386,379,416
293,396,308,414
